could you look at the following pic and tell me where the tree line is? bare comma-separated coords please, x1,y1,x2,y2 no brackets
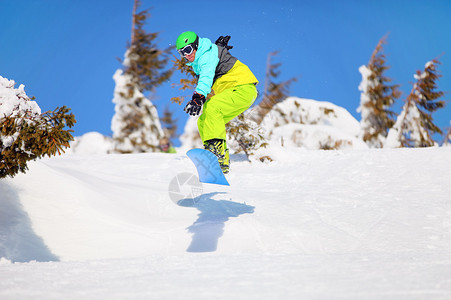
112,2,448,154
358,34,447,148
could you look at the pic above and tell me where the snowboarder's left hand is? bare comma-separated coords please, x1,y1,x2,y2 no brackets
184,93,206,116
215,35,233,50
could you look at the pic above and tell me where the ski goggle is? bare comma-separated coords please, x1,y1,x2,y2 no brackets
177,44,195,57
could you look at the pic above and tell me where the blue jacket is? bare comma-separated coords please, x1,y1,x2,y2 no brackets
187,38,219,97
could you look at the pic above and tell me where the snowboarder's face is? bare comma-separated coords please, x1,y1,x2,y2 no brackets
178,44,196,62
160,143,169,152
185,50,196,62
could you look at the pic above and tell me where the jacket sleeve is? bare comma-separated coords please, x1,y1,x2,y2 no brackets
195,48,219,97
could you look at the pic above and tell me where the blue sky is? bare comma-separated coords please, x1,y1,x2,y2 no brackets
1,0,450,145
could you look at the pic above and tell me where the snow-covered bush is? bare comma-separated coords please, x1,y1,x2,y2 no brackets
0,75,75,178
260,97,367,151
226,113,267,158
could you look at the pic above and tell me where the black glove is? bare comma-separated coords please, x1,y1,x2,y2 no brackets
184,93,206,116
215,35,233,50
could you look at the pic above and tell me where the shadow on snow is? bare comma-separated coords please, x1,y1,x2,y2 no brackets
177,192,254,253
0,181,59,263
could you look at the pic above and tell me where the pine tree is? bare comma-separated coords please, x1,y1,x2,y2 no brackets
126,1,172,92
0,76,75,178
111,0,173,153
386,59,445,147
358,35,401,148
385,92,428,147
251,51,297,124
412,59,445,140
160,106,178,140
171,56,199,104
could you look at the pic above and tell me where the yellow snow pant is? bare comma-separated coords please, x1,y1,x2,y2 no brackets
197,83,257,142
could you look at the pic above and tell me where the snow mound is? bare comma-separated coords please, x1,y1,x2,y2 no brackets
67,131,113,155
271,123,366,149
260,97,367,150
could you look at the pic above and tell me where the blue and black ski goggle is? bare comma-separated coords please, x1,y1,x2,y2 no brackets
178,44,195,57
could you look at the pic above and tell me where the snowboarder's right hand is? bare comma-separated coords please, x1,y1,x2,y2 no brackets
184,93,206,116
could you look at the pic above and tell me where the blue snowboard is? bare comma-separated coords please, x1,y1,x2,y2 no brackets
186,149,229,186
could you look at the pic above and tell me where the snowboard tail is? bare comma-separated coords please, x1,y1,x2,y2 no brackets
187,149,230,186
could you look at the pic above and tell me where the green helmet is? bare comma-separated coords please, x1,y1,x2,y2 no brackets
176,31,199,50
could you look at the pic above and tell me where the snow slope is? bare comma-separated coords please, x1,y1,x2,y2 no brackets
1,147,451,299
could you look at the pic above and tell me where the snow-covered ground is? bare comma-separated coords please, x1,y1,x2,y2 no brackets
1,146,451,299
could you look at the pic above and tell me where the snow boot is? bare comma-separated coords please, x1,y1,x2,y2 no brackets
204,139,230,174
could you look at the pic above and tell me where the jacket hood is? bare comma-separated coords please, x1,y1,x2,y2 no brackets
187,37,212,66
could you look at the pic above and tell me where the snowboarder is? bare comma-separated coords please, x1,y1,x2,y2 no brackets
176,31,258,174
159,137,176,153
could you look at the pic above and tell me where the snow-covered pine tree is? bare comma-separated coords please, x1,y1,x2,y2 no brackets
160,106,178,140
385,91,427,148
111,0,172,153
412,59,445,142
358,36,401,148
250,51,297,124
386,59,445,147
0,75,75,178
